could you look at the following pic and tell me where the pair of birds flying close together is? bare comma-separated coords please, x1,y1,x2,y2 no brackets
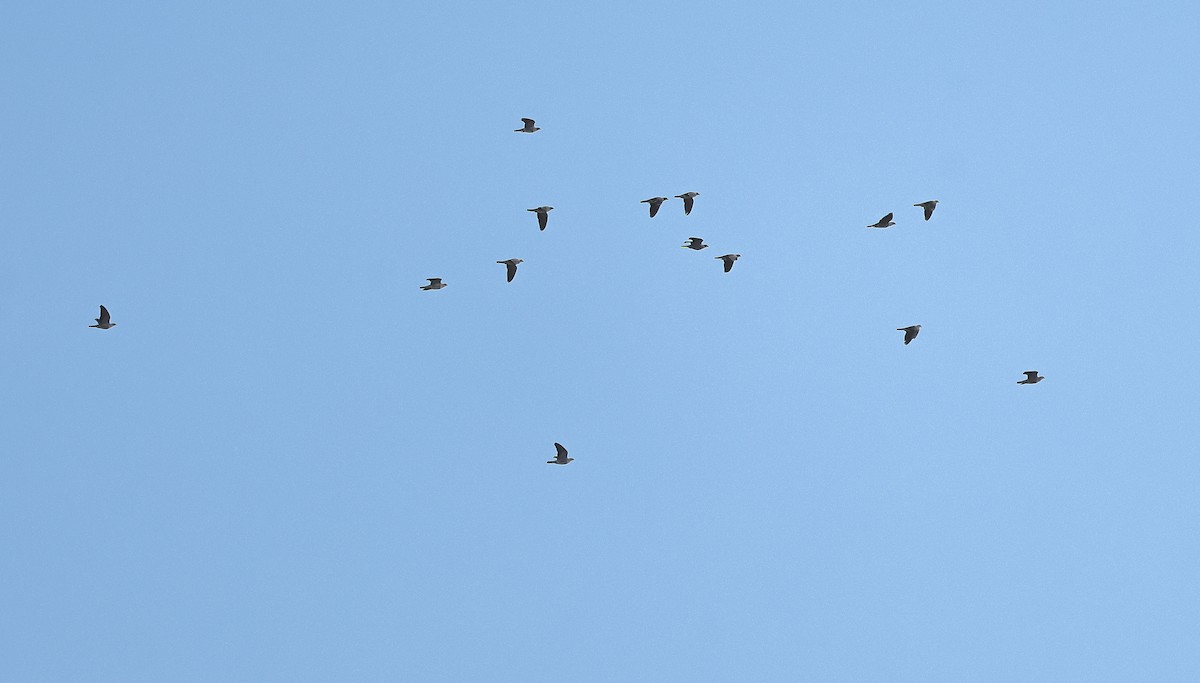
868,200,939,228
642,192,700,217
420,260,521,290
680,239,740,272
895,324,1044,383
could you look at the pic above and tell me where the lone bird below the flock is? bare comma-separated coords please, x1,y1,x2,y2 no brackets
514,118,539,133
897,325,921,345
547,443,574,465
89,305,116,330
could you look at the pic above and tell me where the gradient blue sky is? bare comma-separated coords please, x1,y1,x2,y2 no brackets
3,2,1198,680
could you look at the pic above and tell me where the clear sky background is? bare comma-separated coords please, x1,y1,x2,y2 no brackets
2,2,1198,680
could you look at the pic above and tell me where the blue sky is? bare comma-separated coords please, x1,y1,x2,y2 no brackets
2,2,1198,680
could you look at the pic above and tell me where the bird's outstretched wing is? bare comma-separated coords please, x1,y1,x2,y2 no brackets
681,195,694,215
554,443,568,459
97,305,110,325
506,261,518,282
427,278,441,285
521,118,535,126
1024,371,1038,380
723,257,734,272
536,211,548,231
881,212,894,224
922,204,934,220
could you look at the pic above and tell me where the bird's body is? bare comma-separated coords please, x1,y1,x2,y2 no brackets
716,253,741,272
869,212,896,228
1017,371,1044,384
641,197,669,218
89,305,116,329
897,325,921,345
682,237,708,250
547,442,574,465
914,200,939,221
515,118,540,133
421,278,447,290
675,191,699,216
497,258,524,282
528,206,554,231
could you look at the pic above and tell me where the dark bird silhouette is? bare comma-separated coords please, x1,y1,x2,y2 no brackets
527,206,554,231
89,305,116,330
641,197,669,218
716,253,741,272
514,118,540,133
681,237,708,250
1017,371,1044,384
914,200,938,221
897,325,921,345
675,191,699,216
868,212,896,228
420,278,447,290
497,258,523,283
547,442,574,465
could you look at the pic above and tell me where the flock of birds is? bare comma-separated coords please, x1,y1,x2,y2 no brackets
86,116,1047,466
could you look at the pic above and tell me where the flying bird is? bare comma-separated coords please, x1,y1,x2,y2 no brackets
675,191,700,216
547,442,574,465
716,253,741,272
514,118,540,133
1017,371,1045,384
914,200,939,221
641,197,669,218
868,213,896,228
528,206,553,231
897,325,921,345
681,237,708,250
497,258,523,283
420,278,447,290
89,305,116,330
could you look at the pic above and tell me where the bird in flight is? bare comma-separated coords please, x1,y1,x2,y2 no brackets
897,325,921,345
547,442,574,465
914,200,938,221
497,258,523,283
716,253,741,272
868,213,896,229
675,191,700,216
528,206,553,231
681,237,708,250
1017,371,1044,384
89,305,116,330
641,197,669,218
420,278,447,290
514,118,540,133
